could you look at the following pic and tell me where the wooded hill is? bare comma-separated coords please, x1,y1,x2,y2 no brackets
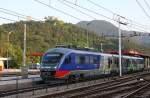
0,18,149,68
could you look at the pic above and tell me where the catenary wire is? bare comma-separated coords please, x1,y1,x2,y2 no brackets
0,7,40,21
0,16,17,22
136,0,150,20
144,0,150,12
58,0,96,20
87,0,149,32
34,0,82,21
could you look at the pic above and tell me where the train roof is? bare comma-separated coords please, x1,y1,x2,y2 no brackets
46,48,101,55
46,48,73,54
45,48,143,59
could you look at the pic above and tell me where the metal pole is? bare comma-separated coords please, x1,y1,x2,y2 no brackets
22,23,28,78
86,22,91,48
87,29,89,47
118,17,122,77
100,43,103,53
7,32,12,70
7,35,9,70
23,24,26,67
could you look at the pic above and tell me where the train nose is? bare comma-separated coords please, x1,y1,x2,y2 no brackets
41,70,56,76
40,67,57,80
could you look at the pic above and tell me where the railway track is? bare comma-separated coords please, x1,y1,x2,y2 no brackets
39,79,148,98
0,80,63,97
37,71,150,98
123,82,150,98
78,79,149,98
0,70,150,98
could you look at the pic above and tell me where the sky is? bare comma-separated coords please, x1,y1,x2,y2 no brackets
0,0,150,32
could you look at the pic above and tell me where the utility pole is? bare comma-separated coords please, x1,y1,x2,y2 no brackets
117,16,128,77
86,22,92,48
22,23,28,78
86,29,89,47
118,17,122,77
100,43,103,53
23,23,26,67
7,32,12,71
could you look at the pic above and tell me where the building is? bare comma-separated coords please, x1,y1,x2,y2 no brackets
0,57,11,71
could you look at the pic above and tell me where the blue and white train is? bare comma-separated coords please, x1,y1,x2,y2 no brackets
40,48,144,80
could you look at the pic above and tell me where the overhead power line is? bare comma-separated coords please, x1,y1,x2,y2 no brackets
33,0,150,33
63,0,150,32
58,0,148,33
87,0,116,15
63,0,115,22
136,0,150,20
0,10,25,19
87,0,149,32
0,7,40,21
0,16,17,22
58,0,96,19
34,0,82,21
144,0,150,11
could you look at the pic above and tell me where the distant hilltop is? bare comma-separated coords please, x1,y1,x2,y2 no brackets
77,20,150,48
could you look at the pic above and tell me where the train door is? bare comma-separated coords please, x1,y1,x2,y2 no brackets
100,55,110,74
99,56,105,74
108,57,113,74
129,58,134,72
145,58,150,69
112,57,119,74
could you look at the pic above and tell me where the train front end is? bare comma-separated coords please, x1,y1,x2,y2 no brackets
40,49,63,80
40,48,72,81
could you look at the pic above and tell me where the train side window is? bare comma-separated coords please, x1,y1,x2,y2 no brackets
64,55,71,65
93,56,98,64
108,58,112,68
108,58,112,65
79,55,85,64
85,56,90,64
90,56,94,64
115,58,119,67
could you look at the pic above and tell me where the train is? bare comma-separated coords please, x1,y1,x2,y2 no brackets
40,47,145,81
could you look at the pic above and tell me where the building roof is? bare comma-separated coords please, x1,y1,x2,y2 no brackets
0,57,11,60
107,50,150,58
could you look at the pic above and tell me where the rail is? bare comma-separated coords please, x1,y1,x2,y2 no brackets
122,81,150,98
0,70,149,98
37,70,150,98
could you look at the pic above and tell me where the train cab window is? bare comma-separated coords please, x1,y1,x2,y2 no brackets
64,55,72,65
41,53,63,67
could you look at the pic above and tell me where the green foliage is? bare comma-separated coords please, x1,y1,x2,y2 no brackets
0,19,149,68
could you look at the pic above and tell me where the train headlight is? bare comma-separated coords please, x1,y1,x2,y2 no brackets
54,66,57,69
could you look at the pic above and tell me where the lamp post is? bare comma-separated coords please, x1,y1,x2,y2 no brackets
7,31,12,70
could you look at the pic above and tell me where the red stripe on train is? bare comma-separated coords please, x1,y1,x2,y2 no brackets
55,70,70,78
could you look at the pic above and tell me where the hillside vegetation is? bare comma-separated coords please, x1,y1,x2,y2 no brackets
0,18,149,68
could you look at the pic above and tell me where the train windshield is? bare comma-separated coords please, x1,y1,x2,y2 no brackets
41,53,63,67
